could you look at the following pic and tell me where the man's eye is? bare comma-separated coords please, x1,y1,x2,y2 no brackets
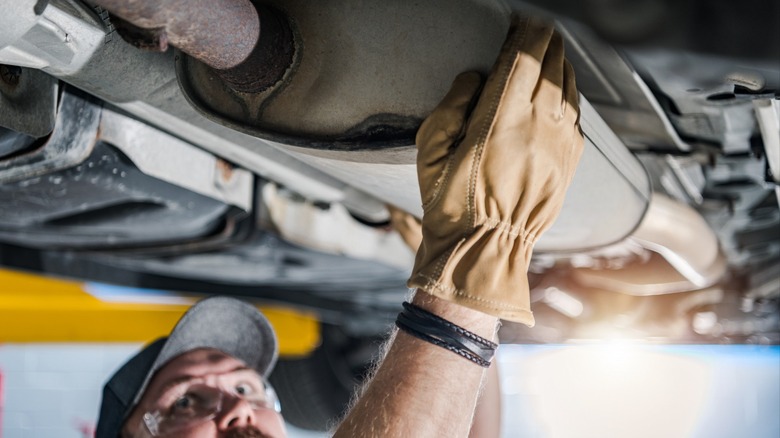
171,394,197,414
235,383,254,396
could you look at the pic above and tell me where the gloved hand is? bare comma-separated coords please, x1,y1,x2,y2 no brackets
409,15,584,326
388,205,423,251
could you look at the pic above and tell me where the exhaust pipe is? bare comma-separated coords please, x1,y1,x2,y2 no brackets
572,194,727,295
94,0,294,92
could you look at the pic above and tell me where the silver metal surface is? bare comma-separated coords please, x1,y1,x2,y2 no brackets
631,194,727,289
0,0,777,343
541,95,650,251
280,96,652,252
112,100,350,205
0,89,100,183
639,150,780,271
667,86,757,154
0,90,245,248
0,0,105,76
98,108,254,211
0,0,349,206
662,155,705,205
702,154,780,269
176,0,511,145
0,66,57,137
262,183,412,269
627,50,779,153
0,0,666,253
754,99,780,184
572,253,723,296
0,0,349,205
639,153,708,207
557,20,689,151
754,98,780,206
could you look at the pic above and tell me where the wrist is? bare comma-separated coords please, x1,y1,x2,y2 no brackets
411,290,500,341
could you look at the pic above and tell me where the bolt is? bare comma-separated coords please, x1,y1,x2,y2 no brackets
0,65,21,86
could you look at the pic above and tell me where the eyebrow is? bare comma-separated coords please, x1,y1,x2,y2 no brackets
153,365,254,402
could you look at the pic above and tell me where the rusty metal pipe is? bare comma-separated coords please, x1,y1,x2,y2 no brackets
93,0,260,70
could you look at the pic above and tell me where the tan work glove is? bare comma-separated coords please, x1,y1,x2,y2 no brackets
409,15,584,326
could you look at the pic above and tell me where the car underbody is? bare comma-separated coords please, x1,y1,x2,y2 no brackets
1,0,778,351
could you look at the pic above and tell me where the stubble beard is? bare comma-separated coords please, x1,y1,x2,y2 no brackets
225,426,274,438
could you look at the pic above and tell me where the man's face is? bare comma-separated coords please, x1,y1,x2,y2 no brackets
123,348,287,438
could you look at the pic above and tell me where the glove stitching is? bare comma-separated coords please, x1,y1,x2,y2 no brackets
476,216,538,244
423,151,456,212
465,15,529,246
431,241,459,283
418,274,531,312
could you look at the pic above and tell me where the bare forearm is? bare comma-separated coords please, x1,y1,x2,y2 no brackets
333,292,499,438
469,360,502,438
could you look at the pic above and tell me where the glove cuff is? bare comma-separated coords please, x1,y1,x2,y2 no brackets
408,225,536,326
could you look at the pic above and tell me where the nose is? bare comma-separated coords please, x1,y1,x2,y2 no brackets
216,396,257,430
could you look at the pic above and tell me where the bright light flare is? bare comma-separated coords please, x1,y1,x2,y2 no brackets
511,343,712,438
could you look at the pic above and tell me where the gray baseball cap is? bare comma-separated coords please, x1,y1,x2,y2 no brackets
96,296,279,437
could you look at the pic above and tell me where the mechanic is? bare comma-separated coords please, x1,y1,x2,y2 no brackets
96,14,583,438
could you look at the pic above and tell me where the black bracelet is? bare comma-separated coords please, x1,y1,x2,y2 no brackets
395,301,497,368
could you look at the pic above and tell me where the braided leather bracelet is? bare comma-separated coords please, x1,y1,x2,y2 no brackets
395,301,497,367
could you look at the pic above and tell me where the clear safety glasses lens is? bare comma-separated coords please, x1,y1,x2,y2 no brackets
142,380,281,437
